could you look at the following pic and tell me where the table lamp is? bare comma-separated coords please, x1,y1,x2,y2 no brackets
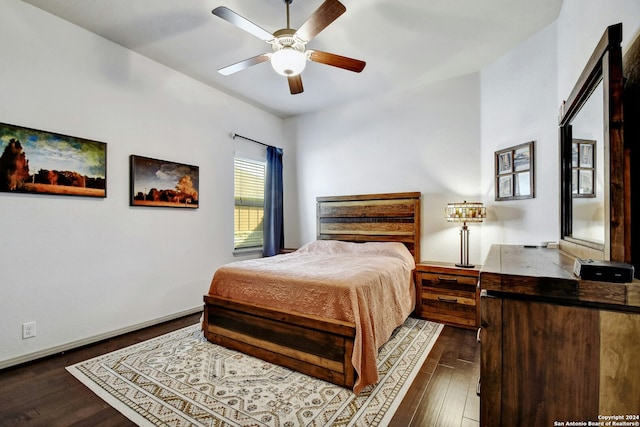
445,201,486,268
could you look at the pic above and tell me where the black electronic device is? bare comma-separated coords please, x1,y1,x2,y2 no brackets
573,258,635,283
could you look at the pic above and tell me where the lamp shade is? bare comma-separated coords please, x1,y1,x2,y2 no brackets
445,201,486,268
445,201,486,223
271,47,307,76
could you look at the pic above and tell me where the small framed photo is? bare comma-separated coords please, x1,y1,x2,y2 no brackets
514,146,531,171
579,170,593,195
515,171,531,197
579,144,593,167
498,175,513,198
498,152,512,174
130,155,199,208
495,141,535,201
572,139,595,198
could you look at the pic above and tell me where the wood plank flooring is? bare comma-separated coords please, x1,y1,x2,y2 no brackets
0,313,480,426
390,324,480,427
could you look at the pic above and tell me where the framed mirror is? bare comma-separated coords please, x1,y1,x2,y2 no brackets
559,23,628,262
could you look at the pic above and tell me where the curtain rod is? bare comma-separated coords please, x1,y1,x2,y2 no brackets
231,132,281,151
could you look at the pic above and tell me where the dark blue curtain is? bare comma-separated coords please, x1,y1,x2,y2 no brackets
263,146,284,256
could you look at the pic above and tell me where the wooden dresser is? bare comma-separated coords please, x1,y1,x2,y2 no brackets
479,245,640,426
415,261,480,329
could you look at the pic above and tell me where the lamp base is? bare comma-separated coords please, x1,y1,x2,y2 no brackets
455,263,475,268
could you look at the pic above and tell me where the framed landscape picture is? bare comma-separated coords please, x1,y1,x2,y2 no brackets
495,141,535,201
0,122,106,197
130,155,199,208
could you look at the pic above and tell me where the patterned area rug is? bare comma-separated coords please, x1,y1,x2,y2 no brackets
67,317,442,427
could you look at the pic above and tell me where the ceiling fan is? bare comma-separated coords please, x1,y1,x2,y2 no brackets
212,0,366,95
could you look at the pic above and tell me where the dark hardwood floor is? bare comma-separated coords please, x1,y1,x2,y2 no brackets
0,313,480,427
390,324,480,427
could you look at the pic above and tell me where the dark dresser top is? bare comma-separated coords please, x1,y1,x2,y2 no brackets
480,245,640,312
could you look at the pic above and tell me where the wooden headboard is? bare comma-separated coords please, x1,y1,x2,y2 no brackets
316,192,421,263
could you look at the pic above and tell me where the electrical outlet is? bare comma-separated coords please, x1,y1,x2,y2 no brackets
22,321,36,339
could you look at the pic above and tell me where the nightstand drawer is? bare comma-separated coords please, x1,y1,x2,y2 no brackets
420,310,477,328
419,271,478,291
415,262,481,329
421,290,476,307
419,292,477,326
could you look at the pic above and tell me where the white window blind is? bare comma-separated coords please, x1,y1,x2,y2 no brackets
234,157,265,250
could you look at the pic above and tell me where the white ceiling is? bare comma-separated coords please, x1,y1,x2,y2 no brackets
21,0,563,118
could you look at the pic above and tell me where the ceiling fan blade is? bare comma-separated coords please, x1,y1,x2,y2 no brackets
308,50,366,73
212,7,273,42
288,75,304,94
295,0,346,42
218,54,271,76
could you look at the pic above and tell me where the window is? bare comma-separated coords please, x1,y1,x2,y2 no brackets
234,157,265,250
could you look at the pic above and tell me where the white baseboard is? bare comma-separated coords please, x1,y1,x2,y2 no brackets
0,306,203,370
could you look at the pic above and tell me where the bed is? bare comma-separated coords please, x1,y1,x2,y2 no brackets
202,192,421,393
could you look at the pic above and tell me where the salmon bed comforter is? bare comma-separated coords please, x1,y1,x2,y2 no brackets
206,239,416,394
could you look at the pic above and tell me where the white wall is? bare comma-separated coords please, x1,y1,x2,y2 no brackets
0,0,291,366
288,73,483,264
479,22,560,257
557,0,640,101
477,0,640,260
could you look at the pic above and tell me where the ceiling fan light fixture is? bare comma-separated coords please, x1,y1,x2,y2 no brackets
270,47,307,76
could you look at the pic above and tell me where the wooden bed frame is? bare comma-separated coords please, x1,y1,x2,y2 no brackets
203,192,421,388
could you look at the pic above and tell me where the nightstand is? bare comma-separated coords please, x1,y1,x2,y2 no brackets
278,248,298,254
414,261,481,329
